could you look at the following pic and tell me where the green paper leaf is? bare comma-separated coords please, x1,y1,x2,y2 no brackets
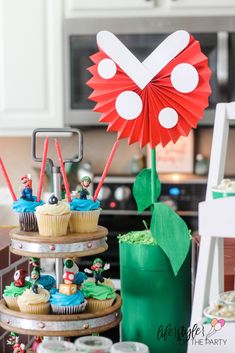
150,202,191,276
133,168,161,213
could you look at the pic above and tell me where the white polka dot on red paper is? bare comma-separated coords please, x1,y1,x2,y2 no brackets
158,107,178,128
98,58,117,79
171,63,199,93
115,91,143,120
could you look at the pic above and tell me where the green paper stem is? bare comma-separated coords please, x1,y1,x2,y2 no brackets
151,148,157,204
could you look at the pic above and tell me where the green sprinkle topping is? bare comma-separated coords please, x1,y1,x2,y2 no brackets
118,229,156,245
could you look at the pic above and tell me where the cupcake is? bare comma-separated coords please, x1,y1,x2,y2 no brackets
17,286,50,314
81,280,116,313
35,195,71,236
50,279,87,314
3,269,31,311
12,175,44,232
69,198,101,233
82,258,115,313
69,176,101,233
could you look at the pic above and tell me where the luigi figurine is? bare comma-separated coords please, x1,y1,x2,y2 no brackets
7,332,26,353
29,257,42,273
30,268,40,294
77,176,91,200
84,258,110,285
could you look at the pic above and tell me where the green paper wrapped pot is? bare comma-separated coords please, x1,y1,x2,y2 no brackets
120,241,191,353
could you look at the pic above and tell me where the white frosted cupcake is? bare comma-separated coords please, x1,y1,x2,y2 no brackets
17,287,50,314
36,195,71,236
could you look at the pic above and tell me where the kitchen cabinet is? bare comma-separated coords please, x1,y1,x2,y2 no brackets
0,0,63,135
65,0,154,18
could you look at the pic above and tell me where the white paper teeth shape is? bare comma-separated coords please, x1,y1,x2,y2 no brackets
96,30,190,90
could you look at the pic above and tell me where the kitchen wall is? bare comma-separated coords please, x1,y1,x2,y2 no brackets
1,128,235,192
0,128,142,197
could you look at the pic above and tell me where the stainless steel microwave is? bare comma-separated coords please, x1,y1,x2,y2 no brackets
64,16,235,126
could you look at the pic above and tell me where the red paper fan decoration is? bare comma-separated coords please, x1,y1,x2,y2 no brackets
87,31,211,148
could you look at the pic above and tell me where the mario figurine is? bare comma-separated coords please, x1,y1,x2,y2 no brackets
13,269,26,287
77,176,91,200
20,174,33,202
84,258,110,285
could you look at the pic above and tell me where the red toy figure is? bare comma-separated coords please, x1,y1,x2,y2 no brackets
21,174,33,201
59,271,77,295
13,342,26,353
31,336,42,352
63,271,75,284
14,269,26,287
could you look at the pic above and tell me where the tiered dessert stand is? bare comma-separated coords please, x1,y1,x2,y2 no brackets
0,226,122,337
0,128,121,340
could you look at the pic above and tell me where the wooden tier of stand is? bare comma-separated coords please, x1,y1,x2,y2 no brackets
0,295,122,336
9,226,108,258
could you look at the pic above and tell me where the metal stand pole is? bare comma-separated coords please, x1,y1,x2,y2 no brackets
53,165,64,340
53,166,62,200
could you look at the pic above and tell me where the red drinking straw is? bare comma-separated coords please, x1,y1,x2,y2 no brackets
37,137,49,202
0,158,17,201
54,139,72,202
93,140,119,201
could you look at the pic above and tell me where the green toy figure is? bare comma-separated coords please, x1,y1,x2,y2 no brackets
84,258,110,285
30,268,40,294
29,257,41,273
7,332,26,353
77,176,91,199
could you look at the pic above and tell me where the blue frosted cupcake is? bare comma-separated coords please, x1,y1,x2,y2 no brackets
12,196,44,232
50,288,87,314
69,198,101,233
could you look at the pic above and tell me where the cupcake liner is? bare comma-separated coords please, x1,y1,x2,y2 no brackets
86,298,114,313
17,301,50,314
19,212,38,232
36,213,71,236
69,209,100,233
51,300,87,314
3,295,20,311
